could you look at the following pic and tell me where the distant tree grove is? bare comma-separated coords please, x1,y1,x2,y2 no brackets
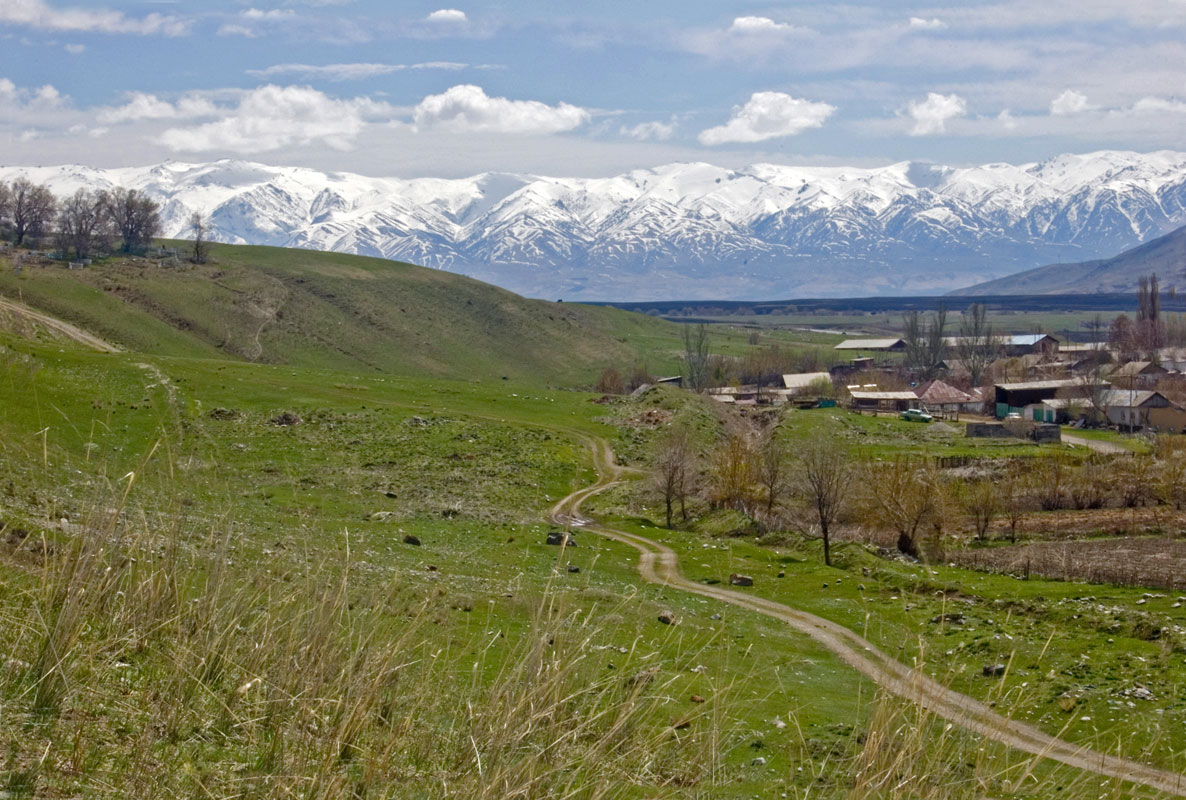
0,178,163,259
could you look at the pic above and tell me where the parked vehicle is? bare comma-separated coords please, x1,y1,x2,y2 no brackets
899,408,933,423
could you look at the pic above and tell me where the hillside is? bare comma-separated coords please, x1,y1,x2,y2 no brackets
0,242,687,384
951,223,1186,295
5,149,1186,299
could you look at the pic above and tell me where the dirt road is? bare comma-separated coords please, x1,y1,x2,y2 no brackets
551,436,1186,797
1062,433,1131,454
0,295,119,353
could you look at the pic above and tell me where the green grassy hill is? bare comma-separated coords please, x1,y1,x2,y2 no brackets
0,242,697,384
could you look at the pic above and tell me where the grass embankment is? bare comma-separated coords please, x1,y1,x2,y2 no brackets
0,244,822,386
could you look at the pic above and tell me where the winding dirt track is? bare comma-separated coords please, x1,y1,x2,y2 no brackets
0,296,119,353
551,436,1186,797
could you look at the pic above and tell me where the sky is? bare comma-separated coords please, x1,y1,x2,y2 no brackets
2,0,1186,177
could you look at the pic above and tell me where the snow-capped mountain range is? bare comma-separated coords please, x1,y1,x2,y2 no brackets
5,150,1186,300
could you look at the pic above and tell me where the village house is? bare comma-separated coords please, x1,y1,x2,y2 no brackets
1095,389,1186,431
849,390,920,414
915,380,980,418
993,378,1106,421
1108,361,1169,388
833,338,906,353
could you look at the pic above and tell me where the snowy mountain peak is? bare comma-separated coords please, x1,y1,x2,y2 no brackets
3,150,1186,301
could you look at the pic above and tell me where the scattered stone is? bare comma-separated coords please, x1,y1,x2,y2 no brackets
408,415,427,426
858,584,866,591
710,613,722,621
207,407,242,421
546,531,577,547
983,663,1006,677
772,718,787,729
425,565,438,572
567,564,580,573
268,411,302,426
751,757,767,767
930,613,966,625
777,571,785,578
402,534,421,546
822,583,828,589
672,717,692,730
369,511,394,522
658,610,678,625
691,694,706,703
1118,685,1156,701
385,490,397,498
729,574,754,587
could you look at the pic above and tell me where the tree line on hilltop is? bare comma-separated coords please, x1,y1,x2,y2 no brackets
0,179,189,262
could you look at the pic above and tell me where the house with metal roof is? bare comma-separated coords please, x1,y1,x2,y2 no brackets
833,338,905,352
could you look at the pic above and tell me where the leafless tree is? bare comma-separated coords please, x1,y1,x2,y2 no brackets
958,479,999,541
189,211,211,264
683,323,710,391
56,189,113,260
9,178,57,246
862,457,939,557
105,187,161,253
651,425,695,529
756,429,788,514
708,434,757,514
956,302,1000,386
0,181,11,233
798,438,851,566
903,307,948,378
1000,464,1026,544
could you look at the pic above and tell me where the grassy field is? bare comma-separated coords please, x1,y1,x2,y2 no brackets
2,333,1182,797
2,244,1185,798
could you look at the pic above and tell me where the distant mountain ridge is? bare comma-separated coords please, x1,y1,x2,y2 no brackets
4,149,1186,301
950,223,1186,296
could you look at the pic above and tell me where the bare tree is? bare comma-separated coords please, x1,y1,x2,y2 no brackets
1000,464,1025,544
861,458,939,557
0,181,11,235
189,211,211,264
959,479,999,541
55,189,113,260
651,425,695,529
10,178,57,246
106,187,161,253
956,302,999,386
756,429,788,514
903,307,948,378
798,438,851,566
682,323,710,392
708,434,757,514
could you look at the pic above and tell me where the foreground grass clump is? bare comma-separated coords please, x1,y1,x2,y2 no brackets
1,496,727,798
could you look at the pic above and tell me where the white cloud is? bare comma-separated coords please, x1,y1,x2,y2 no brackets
698,91,835,145
413,85,589,134
98,91,218,124
426,9,467,23
621,120,675,141
906,92,966,135
0,78,67,113
0,0,188,36
729,16,798,33
1050,89,1095,115
217,24,257,38
908,17,946,30
157,85,392,153
247,61,467,81
1130,96,1186,114
242,8,295,20
64,42,84,53
997,109,1018,130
